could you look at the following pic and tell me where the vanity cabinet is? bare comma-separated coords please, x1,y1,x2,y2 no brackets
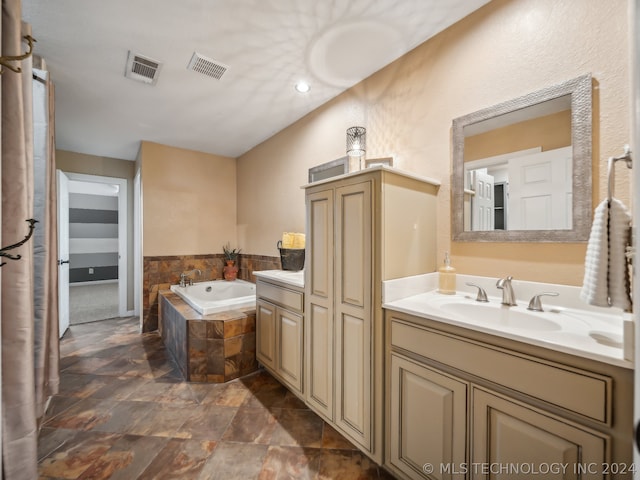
256,278,304,395
385,309,633,480
304,167,439,462
389,353,467,479
472,388,605,475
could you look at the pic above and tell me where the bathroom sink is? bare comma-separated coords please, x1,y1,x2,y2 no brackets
588,330,624,348
383,286,630,368
438,302,562,331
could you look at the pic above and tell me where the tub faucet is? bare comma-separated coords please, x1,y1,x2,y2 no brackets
496,276,517,306
179,269,202,287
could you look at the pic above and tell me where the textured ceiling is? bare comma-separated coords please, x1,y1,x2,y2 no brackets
22,0,490,161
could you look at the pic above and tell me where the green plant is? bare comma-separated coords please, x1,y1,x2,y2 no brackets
222,242,241,262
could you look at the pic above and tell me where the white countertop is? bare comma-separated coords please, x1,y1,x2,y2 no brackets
254,269,304,288
301,164,441,189
383,274,633,369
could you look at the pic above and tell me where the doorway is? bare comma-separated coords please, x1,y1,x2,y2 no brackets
57,171,129,336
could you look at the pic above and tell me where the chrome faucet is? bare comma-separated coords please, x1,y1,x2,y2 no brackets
466,282,488,302
496,276,517,306
527,292,559,312
179,269,202,287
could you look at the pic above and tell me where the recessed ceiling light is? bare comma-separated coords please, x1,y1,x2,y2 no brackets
295,81,310,93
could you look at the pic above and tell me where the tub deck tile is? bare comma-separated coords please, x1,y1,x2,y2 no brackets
160,291,257,383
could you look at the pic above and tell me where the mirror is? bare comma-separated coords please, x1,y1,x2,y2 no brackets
308,156,349,183
452,74,592,242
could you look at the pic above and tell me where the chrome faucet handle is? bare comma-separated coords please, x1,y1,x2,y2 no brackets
180,269,201,287
465,282,488,302
496,276,517,306
527,292,559,312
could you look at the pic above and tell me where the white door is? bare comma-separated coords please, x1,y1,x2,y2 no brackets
66,173,129,317
471,170,495,231
57,170,70,338
507,146,572,230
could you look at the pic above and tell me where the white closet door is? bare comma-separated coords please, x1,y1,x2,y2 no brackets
57,170,70,338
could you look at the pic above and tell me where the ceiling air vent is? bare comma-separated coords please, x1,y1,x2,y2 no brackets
187,52,228,80
124,51,162,85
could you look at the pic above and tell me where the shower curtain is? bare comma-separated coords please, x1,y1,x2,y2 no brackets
2,1,60,477
32,56,60,428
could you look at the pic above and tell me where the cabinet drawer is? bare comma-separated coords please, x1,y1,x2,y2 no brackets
390,318,612,424
257,281,303,313
472,387,608,472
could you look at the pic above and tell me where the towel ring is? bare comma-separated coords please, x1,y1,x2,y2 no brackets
607,145,632,201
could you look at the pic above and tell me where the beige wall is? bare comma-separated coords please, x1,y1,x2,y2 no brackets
465,110,571,161
236,0,631,285
140,141,237,256
56,149,136,310
57,149,136,179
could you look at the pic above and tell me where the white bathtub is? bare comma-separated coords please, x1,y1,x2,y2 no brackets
170,279,256,315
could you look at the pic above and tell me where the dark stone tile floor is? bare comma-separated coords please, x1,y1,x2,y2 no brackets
38,317,394,479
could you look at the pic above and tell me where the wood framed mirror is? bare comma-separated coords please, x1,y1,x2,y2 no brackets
451,74,592,242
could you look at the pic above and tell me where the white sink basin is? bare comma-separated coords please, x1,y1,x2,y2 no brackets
438,302,562,331
383,289,630,368
588,330,624,348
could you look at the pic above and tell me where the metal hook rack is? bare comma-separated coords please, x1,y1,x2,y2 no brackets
0,35,36,74
0,219,37,267
607,145,633,201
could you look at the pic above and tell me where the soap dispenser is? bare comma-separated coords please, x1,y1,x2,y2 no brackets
438,252,456,295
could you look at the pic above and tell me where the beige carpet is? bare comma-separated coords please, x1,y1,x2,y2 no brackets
69,282,119,324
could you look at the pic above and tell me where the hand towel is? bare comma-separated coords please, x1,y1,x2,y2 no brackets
281,232,294,249
292,233,305,249
607,198,632,310
580,200,610,307
580,198,632,310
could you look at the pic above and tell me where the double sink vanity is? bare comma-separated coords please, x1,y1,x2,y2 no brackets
255,269,633,480
383,274,632,480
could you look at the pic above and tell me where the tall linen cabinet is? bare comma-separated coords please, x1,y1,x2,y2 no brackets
303,167,439,463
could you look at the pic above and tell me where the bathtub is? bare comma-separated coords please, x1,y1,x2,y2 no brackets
170,279,256,315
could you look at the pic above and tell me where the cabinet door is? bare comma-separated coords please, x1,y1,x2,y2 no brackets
277,308,303,394
305,189,334,419
256,299,277,370
335,181,372,449
389,354,467,480
472,388,608,480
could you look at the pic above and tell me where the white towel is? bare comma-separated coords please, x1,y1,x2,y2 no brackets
608,198,632,310
580,198,632,310
580,200,609,307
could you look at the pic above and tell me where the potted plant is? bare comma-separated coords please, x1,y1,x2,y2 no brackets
222,242,241,281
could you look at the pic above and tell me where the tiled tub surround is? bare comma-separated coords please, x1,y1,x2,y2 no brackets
159,290,257,383
144,254,281,332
